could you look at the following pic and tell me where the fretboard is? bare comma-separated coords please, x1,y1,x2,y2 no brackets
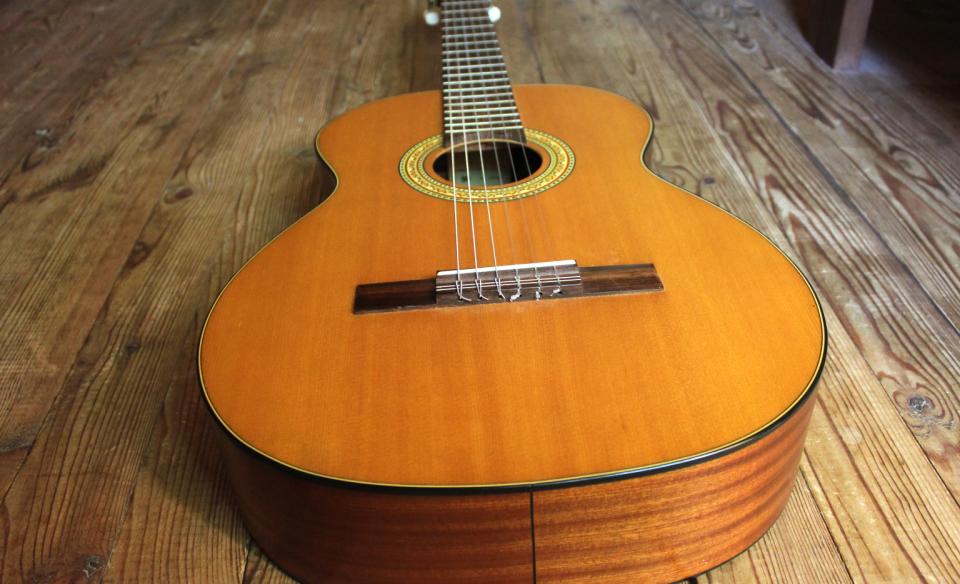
441,0,525,146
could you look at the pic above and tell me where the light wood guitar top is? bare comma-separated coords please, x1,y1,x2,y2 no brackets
199,84,825,489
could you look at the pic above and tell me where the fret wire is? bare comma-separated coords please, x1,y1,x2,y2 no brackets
442,63,507,71
442,71,507,78
442,24,494,30
446,114,521,122
443,55,503,63
441,32,496,39
442,9,489,15
442,18,493,24
444,48,501,55
445,125,525,132
446,111,521,118
443,90,513,96
446,105,517,112
444,99,517,107
443,87,513,93
443,80,511,86
445,85,512,93
443,94,515,102
442,40,498,48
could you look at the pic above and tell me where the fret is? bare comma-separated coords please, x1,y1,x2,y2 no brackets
440,32,496,40
446,114,521,122
446,110,520,118
441,40,499,48
442,62,507,71
443,48,501,55
442,18,491,25
442,8,489,16
444,94,513,103
450,99,517,111
442,24,493,31
445,99,517,107
443,95,515,103
445,105,517,114
446,124,525,132
442,79,510,87
442,55,503,63
443,71,509,81
443,1,492,7
443,79,511,87
444,85,512,94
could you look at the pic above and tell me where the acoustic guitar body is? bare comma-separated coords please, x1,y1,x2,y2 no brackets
199,85,825,582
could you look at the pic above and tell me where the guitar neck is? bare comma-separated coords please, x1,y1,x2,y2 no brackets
440,0,525,146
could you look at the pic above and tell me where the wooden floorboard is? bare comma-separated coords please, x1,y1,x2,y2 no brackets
0,0,267,499
1,0,958,582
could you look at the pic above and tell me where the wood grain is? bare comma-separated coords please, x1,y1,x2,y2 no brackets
222,434,534,584
0,0,269,497
0,0,958,581
534,397,815,583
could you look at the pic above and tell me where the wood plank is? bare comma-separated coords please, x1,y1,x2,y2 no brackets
683,0,960,348
0,0,280,581
0,0,173,171
0,0,268,496
100,0,429,580
0,0,95,93
100,316,247,583
242,545,297,584
754,0,960,147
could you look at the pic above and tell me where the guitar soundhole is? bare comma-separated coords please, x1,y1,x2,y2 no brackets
433,142,543,187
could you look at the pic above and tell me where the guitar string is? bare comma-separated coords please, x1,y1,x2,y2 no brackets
447,2,487,300
446,0,547,301
443,2,468,301
471,3,562,298
513,122,564,296
457,0,536,299
473,2,531,300
465,1,507,299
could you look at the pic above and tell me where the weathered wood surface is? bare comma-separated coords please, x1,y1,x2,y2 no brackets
0,0,957,581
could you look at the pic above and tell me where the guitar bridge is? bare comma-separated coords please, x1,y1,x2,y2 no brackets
353,259,663,314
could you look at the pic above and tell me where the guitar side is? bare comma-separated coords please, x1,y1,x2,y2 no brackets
217,393,815,582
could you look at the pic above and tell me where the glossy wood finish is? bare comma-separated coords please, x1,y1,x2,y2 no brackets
220,432,534,584
199,85,824,489
534,397,815,582
219,396,814,583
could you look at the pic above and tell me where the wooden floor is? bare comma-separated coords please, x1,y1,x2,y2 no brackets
1,0,958,581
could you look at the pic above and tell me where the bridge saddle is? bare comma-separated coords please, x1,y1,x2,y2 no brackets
436,259,582,305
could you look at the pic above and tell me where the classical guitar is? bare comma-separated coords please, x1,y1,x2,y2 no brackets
199,1,826,581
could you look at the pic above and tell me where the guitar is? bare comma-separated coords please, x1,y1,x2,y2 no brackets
199,1,826,581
